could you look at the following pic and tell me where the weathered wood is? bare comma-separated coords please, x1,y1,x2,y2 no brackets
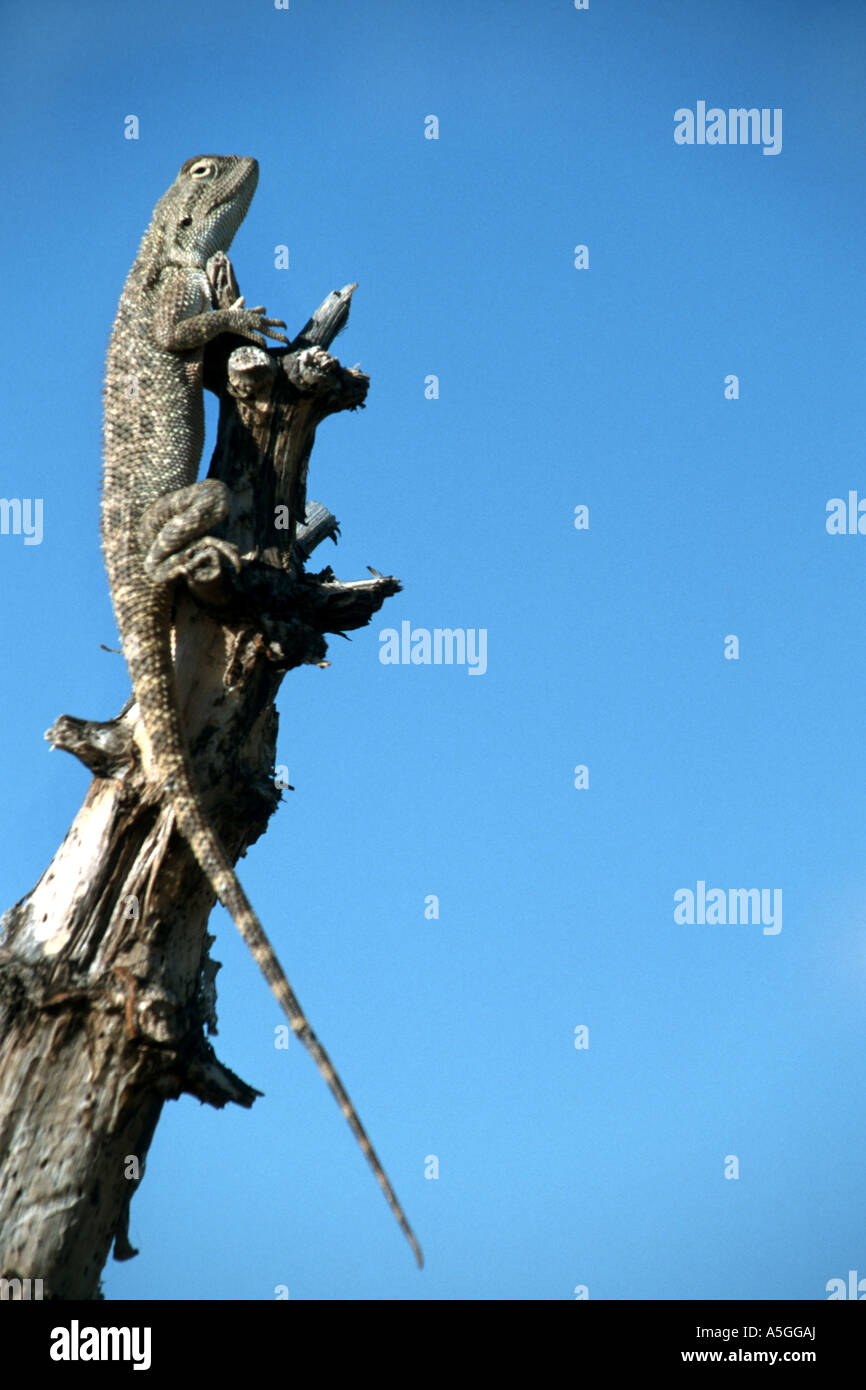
0,282,398,1298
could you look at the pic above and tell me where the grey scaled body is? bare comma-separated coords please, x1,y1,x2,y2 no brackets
101,154,421,1265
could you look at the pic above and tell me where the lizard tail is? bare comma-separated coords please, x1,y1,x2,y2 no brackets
126,602,422,1265
180,797,424,1268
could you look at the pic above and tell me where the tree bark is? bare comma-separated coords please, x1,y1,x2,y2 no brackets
0,273,399,1299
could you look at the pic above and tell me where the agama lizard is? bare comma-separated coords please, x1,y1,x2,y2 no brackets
101,154,421,1266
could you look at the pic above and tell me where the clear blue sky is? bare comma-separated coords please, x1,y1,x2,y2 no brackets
1,0,864,1301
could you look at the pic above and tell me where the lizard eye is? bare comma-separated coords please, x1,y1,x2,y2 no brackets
179,216,192,226
190,161,215,179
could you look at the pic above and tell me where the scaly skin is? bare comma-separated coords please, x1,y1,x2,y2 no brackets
101,154,421,1266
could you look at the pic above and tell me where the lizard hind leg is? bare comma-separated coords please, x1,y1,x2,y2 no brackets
140,478,241,586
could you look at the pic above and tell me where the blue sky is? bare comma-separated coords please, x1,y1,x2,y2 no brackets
1,0,865,1300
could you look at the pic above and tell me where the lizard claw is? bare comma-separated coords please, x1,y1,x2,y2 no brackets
246,308,288,337
228,303,289,345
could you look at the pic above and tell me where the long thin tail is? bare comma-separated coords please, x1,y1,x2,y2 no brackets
177,797,423,1267
122,596,421,1263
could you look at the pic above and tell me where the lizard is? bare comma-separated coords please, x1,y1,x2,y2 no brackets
100,153,422,1267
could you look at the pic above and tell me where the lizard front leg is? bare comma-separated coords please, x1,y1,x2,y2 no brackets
140,479,241,586
152,263,289,354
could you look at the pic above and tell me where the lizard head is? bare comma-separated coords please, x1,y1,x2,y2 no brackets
153,155,260,269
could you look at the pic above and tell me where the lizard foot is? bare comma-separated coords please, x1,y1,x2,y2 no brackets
141,478,240,584
167,535,242,585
